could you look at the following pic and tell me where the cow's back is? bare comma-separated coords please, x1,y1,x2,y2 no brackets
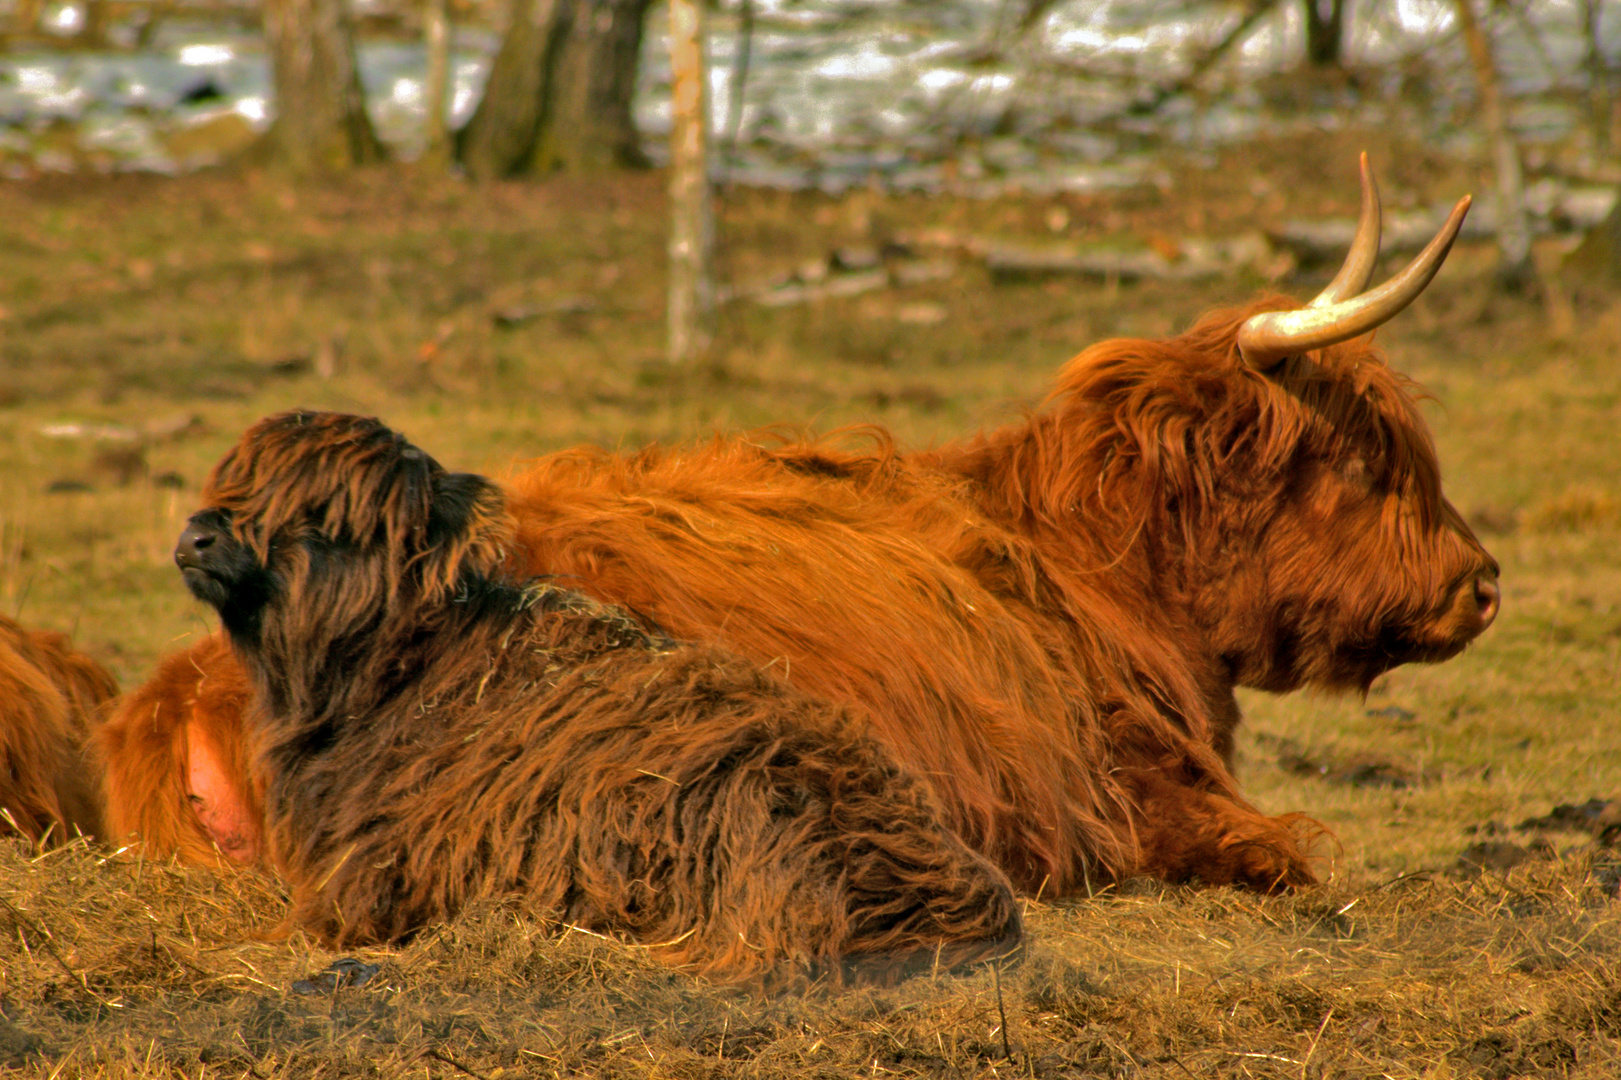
504,438,1131,891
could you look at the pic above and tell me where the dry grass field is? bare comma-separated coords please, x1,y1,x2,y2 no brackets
1,128,1619,1076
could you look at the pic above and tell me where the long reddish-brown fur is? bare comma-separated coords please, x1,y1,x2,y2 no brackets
0,614,118,844
98,633,258,864
497,301,1495,891
99,296,1497,895
177,412,1023,984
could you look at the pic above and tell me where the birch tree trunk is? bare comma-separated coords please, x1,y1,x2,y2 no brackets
1452,0,1532,287
422,0,453,166
262,0,384,174
667,0,714,364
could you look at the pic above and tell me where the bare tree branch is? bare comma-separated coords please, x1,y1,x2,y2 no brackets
1128,0,1282,116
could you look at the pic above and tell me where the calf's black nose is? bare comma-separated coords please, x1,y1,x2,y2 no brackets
175,522,219,569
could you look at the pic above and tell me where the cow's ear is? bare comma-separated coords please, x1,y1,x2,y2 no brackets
427,471,498,548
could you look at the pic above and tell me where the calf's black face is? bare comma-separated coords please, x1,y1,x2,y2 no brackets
175,508,275,642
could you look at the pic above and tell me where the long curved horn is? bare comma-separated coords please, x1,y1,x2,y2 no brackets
1238,184,1471,372
1310,152,1381,307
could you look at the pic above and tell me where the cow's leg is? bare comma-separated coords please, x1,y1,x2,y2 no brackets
1119,767,1322,891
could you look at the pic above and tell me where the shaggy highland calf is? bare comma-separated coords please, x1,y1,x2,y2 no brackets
0,614,118,844
104,158,1497,895
172,411,1023,984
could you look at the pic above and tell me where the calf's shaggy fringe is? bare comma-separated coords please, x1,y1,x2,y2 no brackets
179,411,1022,984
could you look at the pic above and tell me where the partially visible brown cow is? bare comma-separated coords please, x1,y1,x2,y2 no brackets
173,411,1023,984
99,157,1497,895
0,614,118,844
98,633,258,865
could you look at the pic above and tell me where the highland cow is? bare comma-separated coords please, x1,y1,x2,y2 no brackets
0,614,118,844
172,411,1023,983
103,157,1497,896
99,633,259,864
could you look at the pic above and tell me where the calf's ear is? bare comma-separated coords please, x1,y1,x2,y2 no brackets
426,471,498,548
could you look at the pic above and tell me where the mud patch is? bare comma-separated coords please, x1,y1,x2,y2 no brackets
1457,1030,1578,1080
0,1009,44,1068
1459,798,1621,883
1454,838,1556,876
1257,732,1435,790
1465,798,1621,870
1519,798,1621,844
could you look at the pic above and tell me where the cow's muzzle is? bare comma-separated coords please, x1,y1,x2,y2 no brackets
175,520,222,571
1473,573,1501,631
175,510,242,609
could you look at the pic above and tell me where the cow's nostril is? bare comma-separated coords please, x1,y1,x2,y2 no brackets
1474,576,1500,629
175,525,219,568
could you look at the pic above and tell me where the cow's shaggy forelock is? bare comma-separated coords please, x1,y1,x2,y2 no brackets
193,413,513,726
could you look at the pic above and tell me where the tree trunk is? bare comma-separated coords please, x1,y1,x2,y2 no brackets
667,0,713,364
535,0,654,172
11,0,43,35
1302,0,1346,68
79,0,109,45
457,0,565,179
421,0,453,166
723,0,754,170
457,0,653,180
1451,0,1532,288
1582,0,1612,159
262,0,384,174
